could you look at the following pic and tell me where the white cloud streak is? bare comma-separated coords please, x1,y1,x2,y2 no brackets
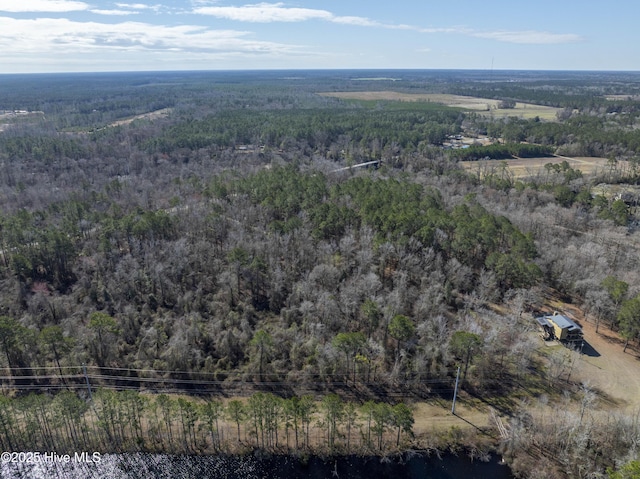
331,16,380,27
193,2,582,45
115,3,162,11
472,30,582,44
115,3,150,8
0,16,296,55
0,0,88,12
91,9,140,16
194,2,332,23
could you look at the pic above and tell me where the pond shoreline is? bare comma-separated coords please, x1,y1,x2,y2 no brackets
1,450,515,479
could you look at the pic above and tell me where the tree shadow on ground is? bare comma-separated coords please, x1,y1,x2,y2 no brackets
589,385,623,408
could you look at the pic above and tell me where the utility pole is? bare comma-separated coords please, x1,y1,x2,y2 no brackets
82,363,93,402
451,366,461,415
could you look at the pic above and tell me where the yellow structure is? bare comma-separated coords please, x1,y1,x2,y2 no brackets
536,312,583,343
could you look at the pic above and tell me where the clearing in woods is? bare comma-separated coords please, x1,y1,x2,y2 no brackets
319,91,562,120
460,155,612,179
106,107,172,127
543,302,640,411
438,305,640,438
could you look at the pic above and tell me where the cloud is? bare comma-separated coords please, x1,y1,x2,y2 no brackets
194,2,333,22
0,16,296,55
331,16,380,27
91,9,140,16
193,3,581,46
419,27,468,34
116,3,150,8
194,3,400,28
115,3,162,11
0,0,88,12
472,30,583,44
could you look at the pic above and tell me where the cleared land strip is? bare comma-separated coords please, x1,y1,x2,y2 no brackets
460,155,612,179
0,364,457,400
319,91,562,120
106,107,171,128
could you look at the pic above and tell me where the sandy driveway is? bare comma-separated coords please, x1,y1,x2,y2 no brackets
548,304,640,411
411,304,640,438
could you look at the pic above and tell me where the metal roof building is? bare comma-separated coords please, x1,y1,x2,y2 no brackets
536,312,583,342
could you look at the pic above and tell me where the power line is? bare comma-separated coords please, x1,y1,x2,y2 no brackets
0,363,520,402
1,364,464,376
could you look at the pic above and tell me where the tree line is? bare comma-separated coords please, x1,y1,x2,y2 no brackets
0,390,414,455
143,104,463,154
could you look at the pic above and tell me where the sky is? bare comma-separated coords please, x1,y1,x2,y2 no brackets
0,0,637,73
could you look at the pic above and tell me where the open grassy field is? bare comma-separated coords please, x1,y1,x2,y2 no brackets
460,155,612,179
107,107,172,128
320,91,562,120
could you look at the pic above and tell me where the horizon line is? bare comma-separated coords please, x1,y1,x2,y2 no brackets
1,67,640,76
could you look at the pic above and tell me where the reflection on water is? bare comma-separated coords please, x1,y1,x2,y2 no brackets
1,451,514,479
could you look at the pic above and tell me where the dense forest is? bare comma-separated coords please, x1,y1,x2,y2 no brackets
1,70,640,478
